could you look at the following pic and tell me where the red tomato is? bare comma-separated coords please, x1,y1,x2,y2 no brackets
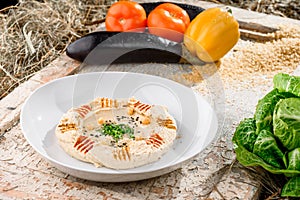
147,3,190,42
105,1,147,32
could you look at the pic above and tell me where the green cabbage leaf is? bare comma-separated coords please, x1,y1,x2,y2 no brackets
287,148,300,172
254,89,293,134
273,98,300,151
232,73,300,197
273,73,300,97
233,137,300,176
253,130,285,169
232,118,257,152
232,120,299,175
281,176,300,197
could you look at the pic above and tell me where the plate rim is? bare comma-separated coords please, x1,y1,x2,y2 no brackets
20,71,218,176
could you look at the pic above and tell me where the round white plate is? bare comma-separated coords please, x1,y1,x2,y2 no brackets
20,72,218,182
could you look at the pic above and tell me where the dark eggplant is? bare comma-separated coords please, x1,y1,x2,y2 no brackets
67,31,120,62
66,2,205,64
67,31,182,64
140,2,204,20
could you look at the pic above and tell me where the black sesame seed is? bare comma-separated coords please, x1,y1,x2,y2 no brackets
7,107,16,110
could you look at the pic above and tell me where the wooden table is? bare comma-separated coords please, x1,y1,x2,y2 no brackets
0,1,299,199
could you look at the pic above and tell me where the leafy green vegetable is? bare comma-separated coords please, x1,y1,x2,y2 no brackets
232,118,257,152
253,130,285,168
233,140,290,174
273,98,300,151
287,148,300,172
254,89,293,134
232,73,300,197
281,176,300,197
102,123,134,141
273,73,300,97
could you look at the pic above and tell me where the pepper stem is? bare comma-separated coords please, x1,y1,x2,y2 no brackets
225,7,232,14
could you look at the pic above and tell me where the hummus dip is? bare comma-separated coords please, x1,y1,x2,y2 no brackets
55,97,177,169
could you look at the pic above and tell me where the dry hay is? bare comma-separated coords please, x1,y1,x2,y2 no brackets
0,0,115,99
207,0,300,20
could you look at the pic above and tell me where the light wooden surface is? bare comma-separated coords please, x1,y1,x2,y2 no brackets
0,1,299,199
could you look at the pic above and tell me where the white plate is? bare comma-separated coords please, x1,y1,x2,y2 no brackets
20,72,218,182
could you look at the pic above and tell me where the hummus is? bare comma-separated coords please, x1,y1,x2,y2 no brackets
55,97,177,169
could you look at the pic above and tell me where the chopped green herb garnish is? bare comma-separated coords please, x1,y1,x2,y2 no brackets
101,123,134,141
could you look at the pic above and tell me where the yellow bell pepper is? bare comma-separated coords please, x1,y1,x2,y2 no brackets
184,7,240,62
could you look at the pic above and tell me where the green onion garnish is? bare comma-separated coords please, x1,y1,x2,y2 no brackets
102,123,134,141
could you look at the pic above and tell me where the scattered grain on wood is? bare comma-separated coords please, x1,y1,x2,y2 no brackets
221,25,300,86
